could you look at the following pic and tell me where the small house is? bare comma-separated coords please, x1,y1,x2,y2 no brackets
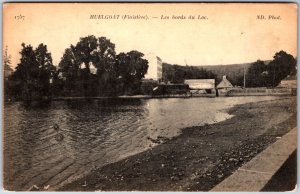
216,75,233,96
278,75,297,96
278,75,297,89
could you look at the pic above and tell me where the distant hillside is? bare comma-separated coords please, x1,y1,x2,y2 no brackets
197,60,271,86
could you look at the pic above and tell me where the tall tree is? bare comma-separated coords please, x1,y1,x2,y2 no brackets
246,60,268,87
59,46,82,96
10,43,55,101
94,37,116,75
116,51,148,94
35,44,56,96
4,45,12,70
59,36,118,96
267,51,297,87
93,37,117,96
74,35,98,73
4,46,13,99
73,36,98,96
59,36,149,96
13,44,38,101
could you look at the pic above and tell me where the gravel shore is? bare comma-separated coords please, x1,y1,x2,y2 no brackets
60,97,296,191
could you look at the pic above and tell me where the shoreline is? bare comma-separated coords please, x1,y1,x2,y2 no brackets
52,93,293,100
56,97,296,191
5,93,294,104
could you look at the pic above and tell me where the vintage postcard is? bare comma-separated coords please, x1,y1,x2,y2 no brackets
3,2,297,192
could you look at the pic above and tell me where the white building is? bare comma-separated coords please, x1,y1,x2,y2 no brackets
144,53,162,81
184,79,215,90
184,79,216,96
278,75,297,89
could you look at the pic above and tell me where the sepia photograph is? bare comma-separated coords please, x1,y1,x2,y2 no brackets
2,2,298,192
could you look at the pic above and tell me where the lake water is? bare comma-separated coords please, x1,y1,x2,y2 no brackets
3,96,281,190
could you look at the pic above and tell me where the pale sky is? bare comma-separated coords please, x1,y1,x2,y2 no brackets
3,3,298,69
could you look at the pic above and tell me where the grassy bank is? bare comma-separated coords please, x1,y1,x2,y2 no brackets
59,97,296,191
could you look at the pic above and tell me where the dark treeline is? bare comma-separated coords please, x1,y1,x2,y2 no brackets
161,50,297,87
7,43,56,102
199,63,253,86
6,35,149,102
197,50,296,87
245,51,297,87
5,37,297,103
162,63,218,84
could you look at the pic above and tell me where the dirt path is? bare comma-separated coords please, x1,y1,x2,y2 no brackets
60,97,296,191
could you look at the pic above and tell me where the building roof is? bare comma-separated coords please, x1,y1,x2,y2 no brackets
184,79,215,89
217,75,233,89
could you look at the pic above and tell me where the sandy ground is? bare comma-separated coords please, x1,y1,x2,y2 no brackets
60,97,296,191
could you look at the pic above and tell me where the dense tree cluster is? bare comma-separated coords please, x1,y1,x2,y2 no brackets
245,51,297,87
199,63,252,86
7,35,149,102
5,36,297,102
9,43,56,102
245,60,269,87
162,63,218,84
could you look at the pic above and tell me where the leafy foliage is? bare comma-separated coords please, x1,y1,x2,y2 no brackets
245,51,297,87
116,51,148,94
10,43,56,101
58,36,148,96
162,63,217,84
6,37,296,101
199,63,254,86
266,51,297,87
245,60,268,87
